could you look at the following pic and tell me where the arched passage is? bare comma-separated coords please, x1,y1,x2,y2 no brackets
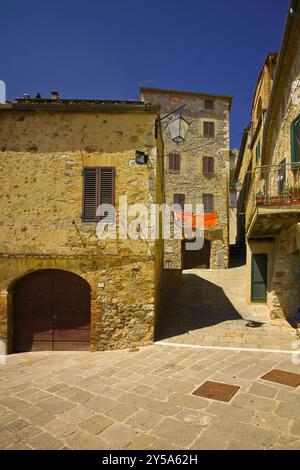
182,239,211,269
13,269,91,352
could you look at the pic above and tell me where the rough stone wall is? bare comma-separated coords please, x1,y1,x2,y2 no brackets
0,109,164,351
269,224,300,320
141,90,230,269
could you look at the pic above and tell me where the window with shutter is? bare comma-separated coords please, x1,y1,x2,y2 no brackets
256,140,261,163
291,114,300,164
203,121,215,138
174,194,185,210
203,156,214,176
82,167,115,222
203,194,214,213
169,153,180,172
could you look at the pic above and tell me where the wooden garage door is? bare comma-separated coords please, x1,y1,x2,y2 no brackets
13,270,91,352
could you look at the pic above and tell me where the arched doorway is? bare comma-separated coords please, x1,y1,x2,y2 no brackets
13,269,91,352
182,239,211,269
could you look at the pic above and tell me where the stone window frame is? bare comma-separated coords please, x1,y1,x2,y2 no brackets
203,156,215,177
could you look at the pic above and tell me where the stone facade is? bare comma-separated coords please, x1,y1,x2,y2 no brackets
140,88,231,271
241,3,300,321
0,99,164,352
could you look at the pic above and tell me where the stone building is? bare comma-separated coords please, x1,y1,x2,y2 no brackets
236,0,300,321
140,87,232,276
0,96,164,353
234,53,278,247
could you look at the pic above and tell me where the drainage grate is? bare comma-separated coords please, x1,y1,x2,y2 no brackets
261,369,300,387
192,381,240,402
245,320,264,328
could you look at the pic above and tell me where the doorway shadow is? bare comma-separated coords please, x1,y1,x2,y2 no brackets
156,273,243,341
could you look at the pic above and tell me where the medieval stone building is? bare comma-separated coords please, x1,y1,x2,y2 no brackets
0,96,164,353
140,87,232,278
235,0,300,321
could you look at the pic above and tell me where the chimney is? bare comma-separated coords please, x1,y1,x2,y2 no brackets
51,91,59,100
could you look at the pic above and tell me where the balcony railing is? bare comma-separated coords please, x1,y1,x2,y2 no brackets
246,162,300,229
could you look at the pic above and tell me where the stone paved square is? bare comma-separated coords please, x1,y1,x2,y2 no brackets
0,345,300,450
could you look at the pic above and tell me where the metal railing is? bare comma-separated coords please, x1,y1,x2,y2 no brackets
246,162,300,228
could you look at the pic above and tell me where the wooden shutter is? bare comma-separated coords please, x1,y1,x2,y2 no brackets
291,114,300,163
169,154,180,171
203,194,214,213
83,167,115,222
83,168,97,221
204,122,215,138
203,157,214,175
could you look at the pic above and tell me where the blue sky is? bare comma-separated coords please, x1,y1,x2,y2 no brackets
0,0,289,148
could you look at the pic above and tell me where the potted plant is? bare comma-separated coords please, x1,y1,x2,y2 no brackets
281,186,291,202
255,190,264,204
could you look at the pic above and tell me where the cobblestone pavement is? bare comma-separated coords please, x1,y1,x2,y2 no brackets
0,345,300,450
158,266,296,351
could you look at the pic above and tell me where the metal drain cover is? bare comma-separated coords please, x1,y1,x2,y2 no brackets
192,381,240,402
261,369,300,387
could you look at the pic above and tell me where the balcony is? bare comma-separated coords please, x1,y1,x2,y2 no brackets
246,162,300,238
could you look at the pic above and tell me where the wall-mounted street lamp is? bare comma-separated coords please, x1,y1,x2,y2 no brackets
156,105,190,145
135,150,148,165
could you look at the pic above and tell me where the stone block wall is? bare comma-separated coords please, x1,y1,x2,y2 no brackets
0,107,164,352
141,89,231,270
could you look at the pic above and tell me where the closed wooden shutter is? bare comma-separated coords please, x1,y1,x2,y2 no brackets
169,153,180,171
174,193,185,210
83,168,97,222
204,122,215,138
83,167,115,222
291,114,300,163
203,194,214,213
98,167,115,223
203,157,214,175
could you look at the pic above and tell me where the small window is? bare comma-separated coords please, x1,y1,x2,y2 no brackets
203,194,214,213
82,167,115,222
203,121,215,138
205,99,214,110
203,156,214,176
169,153,180,172
174,194,185,210
291,113,300,164
256,140,261,163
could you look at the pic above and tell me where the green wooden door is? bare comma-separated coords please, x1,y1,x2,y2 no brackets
251,254,267,302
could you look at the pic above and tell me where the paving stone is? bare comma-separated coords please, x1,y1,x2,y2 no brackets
168,392,209,410
190,431,227,450
79,414,113,435
125,434,157,450
126,410,162,431
38,396,75,414
0,430,21,449
30,410,55,426
175,410,214,427
106,403,138,421
248,382,277,398
291,420,300,436
66,431,108,450
4,419,30,433
275,401,300,420
83,396,117,414
152,418,202,447
99,423,140,448
232,393,277,412
28,432,63,450
252,411,292,434
206,401,254,423
142,399,179,416
43,417,77,438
